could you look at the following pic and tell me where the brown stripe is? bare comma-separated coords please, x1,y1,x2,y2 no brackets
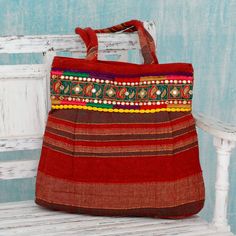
46,119,195,136
43,141,198,157
43,135,198,153
45,124,196,141
35,171,204,211
49,109,192,124
45,126,196,142
35,198,204,218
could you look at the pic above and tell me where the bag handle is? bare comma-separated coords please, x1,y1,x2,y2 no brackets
75,20,158,64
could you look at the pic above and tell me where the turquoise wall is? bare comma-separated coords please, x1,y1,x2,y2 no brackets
0,0,235,233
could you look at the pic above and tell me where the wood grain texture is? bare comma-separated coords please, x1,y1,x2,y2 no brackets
0,200,234,236
0,160,38,180
0,34,141,53
0,66,46,139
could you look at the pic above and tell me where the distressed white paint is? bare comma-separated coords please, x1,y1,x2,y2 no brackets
0,160,38,180
0,65,46,146
0,137,42,152
42,50,56,113
0,65,46,79
0,21,235,235
212,137,236,231
0,33,141,53
0,71,46,139
0,200,233,236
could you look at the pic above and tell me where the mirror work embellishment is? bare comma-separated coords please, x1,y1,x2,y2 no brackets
50,70,193,113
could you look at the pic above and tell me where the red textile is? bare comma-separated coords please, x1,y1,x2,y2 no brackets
35,20,205,218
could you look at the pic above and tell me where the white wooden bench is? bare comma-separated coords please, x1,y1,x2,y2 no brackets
0,21,235,236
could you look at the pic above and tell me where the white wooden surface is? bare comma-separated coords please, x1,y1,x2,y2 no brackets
0,21,235,235
0,200,233,236
0,65,46,146
0,160,38,180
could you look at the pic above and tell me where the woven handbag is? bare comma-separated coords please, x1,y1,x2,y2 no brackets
35,20,205,218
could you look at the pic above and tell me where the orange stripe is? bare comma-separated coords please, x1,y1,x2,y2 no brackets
46,119,195,135
43,142,198,157
44,129,197,147
140,76,166,81
43,133,197,154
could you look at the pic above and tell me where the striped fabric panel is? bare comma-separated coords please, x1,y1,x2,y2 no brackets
43,143,198,157
36,171,204,209
35,171,204,217
43,130,197,154
38,145,201,183
45,117,195,135
36,109,204,218
42,110,198,157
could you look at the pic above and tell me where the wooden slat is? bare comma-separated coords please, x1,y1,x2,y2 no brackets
0,160,38,179
0,201,233,236
0,21,156,54
0,137,42,152
0,33,140,54
0,64,47,150
0,64,46,79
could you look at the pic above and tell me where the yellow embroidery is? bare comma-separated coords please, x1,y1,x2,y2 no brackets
51,105,191,113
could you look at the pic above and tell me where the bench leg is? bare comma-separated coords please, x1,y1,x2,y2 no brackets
212,137,235,231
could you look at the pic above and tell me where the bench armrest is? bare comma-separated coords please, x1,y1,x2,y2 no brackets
194,112,236,231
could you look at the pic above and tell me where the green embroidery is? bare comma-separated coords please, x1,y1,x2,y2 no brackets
63,72,89,77
87,103,113,108
51,78,193,102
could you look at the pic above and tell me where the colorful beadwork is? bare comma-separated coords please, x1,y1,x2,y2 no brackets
51,105,191,113
50,70,194,112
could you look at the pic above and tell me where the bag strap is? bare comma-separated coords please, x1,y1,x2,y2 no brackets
75,20,158,64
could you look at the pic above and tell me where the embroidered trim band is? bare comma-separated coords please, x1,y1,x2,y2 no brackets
50,70,194,112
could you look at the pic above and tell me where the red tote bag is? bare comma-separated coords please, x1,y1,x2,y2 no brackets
35,20,205,219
